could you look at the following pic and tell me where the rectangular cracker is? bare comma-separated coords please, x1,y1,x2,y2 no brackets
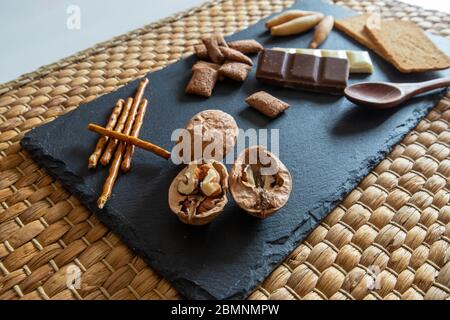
365,20,450,72
335,14,377,50
335,14,393,64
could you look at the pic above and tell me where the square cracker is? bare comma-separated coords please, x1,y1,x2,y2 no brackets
365,20,450,72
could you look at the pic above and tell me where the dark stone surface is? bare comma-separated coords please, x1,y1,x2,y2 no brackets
22,0,450,300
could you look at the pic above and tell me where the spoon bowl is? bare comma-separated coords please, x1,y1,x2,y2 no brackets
344,78,450,109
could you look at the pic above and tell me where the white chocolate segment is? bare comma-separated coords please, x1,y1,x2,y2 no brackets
295,48,322,57
346,51,374,73
321,49,347,59
272,47,373,73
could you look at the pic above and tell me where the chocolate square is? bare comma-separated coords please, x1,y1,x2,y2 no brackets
256,50,287,78
288,54,320,83
319,57,349,87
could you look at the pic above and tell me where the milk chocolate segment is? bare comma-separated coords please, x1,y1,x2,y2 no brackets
320,57,349,87
288,54,320,83
257,49,287,78
256,49,349,94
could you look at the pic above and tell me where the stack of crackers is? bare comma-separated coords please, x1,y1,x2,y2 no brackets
335,14,450,73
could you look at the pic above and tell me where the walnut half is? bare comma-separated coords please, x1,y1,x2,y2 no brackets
168,160,228,225
229,146,292,218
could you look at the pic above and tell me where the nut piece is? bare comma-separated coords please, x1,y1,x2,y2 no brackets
175,110,239,162
229,146,292,218
168,160,229,225
177,164,200,195
200,166,222,197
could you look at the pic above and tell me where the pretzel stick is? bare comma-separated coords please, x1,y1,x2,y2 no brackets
88,124,171,160
99,78,148,166
96,79,149,208
88,99,124,169
98,142,125,209
121,99,148,173
100,97,133,166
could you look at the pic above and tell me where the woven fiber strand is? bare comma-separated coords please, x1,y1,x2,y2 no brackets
0,0,448,300
250,95,450,300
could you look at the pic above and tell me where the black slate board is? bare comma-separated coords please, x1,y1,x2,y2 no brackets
22,0,450,300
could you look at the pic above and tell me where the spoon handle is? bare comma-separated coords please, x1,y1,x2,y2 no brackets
401,77,450,97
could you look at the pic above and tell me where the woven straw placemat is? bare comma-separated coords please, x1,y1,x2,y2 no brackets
0,0,448,300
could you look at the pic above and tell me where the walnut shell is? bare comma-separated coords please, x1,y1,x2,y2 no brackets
229,146,292,218
176,109,239,162
168,160,229,225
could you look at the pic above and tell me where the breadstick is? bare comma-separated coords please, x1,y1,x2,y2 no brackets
271,14,323,37
100,97,133,166
121,99,148,172
309,15,334,49
88,98,124,169
88,124,171,160
266,10,322,29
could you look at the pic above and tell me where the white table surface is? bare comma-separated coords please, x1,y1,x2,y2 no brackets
0,0,448,84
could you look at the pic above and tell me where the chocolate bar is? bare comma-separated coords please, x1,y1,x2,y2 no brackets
256,49,349,94
273,47,374,73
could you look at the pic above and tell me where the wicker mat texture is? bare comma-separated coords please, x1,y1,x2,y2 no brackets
0,0,449,300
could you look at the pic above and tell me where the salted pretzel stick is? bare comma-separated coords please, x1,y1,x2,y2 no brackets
100,97,133,166
88,124,171,160
88,99,124,169
121,99,148,173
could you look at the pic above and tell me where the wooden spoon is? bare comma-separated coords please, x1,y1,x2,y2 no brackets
344,78,450,109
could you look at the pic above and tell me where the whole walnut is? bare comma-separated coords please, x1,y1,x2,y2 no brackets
174,109,239,163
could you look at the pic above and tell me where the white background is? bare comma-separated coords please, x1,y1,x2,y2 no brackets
0,0,448,84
